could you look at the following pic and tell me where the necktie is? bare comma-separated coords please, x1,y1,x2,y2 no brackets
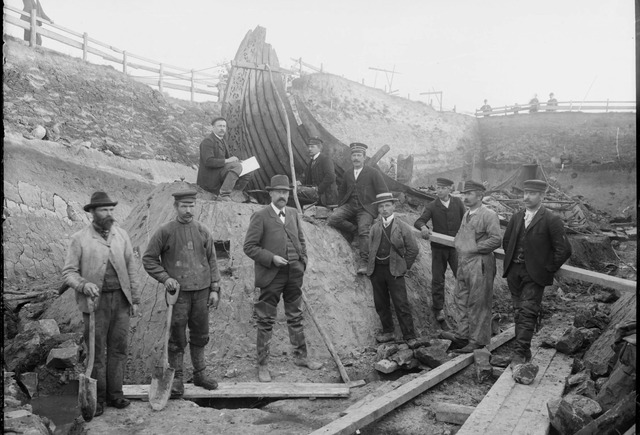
279,211,285,223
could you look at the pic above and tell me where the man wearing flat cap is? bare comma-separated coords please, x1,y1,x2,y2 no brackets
62,192,140,416
440,180,501,353
414,178,466,323
143,189,221,396
503,179,571,366
297,137,339,208
197,117,252,201
328,142,388,274
244,175,322,382
367,192,420,347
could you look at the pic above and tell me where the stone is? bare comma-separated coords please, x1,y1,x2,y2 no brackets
31,125,46,140
374,359,399,374
376,343,399,360
397,343,409,351
595,377,607,393
555,326,586,355
571,379,597,400
3,329,42,372
512,362,539,385
567,369,591,386
473,348,492,384
596,364,636,412
23,319,60,338
414,346,450,368
224,368,239,378
19,372,38,398
564,394,602,417
584,359,609,378
4,410,50,435
578,391,635,435
580,328,602,346
490,354,511,368
492,367,505,379
45,344,79,369
390,349,415,367
571,357,586,374
4,373,29,406
410,337,431,348
549,398,593,435
428,338,452,352
593,288,620,303
403,358,419,370
573,308,610,330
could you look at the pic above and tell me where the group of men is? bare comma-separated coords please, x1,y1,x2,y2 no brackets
63,119,570,417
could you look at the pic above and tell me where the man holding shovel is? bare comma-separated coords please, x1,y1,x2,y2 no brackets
143,190,221,398
62,191,140,417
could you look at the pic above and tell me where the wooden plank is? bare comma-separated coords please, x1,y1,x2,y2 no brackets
309,327,514,435
123,382,349,399
434,402,475,425
35,27,83,50
622,424,635,435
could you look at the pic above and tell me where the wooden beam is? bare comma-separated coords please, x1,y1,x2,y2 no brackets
122,382,349,399
434,402,475,425
309,327,514,435
366,145,390,167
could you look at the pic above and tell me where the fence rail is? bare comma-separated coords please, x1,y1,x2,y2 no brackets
3,4,221,101
475,100,636,117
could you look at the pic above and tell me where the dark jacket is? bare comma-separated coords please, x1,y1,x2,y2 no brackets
366,217,419,277
243,205,308,288
414,196,465,247
502,206,570,286
303,153,338,206
337,165,388,217
197,133,230,194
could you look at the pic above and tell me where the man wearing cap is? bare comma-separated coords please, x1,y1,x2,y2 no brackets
503,179,571,366
297,137,339,207
441,180,502,353
414,178,466,323
196,117,252,201
62,192,140,416
244,175,322,382
546,93,558,111
143,190,221,397
328,142,388,274
367,192,420,347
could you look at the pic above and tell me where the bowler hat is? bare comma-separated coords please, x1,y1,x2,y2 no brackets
265,174,292,191
460,180,486,193
436,177,454,187
371,192,398,205
349,142,368,154
307,137,324,146
523,179,548,192
84,191,118,212
172,190,198,203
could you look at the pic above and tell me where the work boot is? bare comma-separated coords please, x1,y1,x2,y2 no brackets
258,364,272,383
168,350,184,399
94,402,104,417
375,332,395,343
190,344,218,390
406,338,419,349
438,331,468,350
293,357,323,370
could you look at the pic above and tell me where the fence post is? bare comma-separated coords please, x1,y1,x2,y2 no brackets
82,33,88,61
159,63,164,94
123,51,128,74
569,100,573,111
606,99,609,112
29,8,36,47
191,69,195,102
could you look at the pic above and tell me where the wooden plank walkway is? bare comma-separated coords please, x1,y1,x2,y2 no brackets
457,347,572,435
122,382,350,399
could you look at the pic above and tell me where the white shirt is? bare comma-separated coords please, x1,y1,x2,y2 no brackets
213,133,224,141
271,203,286,224
311,152,320,161
440,197,450,208
354,167,363,180
524,206,541,229
382,214,395,228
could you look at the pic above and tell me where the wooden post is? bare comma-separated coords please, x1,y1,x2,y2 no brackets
158,63,164,93
190,69,195,102
82,33,88,61
29,8,37,47
123,51,128,74
606,99,609,112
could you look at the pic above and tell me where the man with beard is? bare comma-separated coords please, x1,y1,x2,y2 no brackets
440,180,501,353
328,142,388,274
297,137,339,208
414,178,466,323
244,175,322,382
503,180,571,366
196,117,252,201
143,190,221,397
62,192,140,416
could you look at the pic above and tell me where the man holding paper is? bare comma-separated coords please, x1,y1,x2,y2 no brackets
197,117,253,202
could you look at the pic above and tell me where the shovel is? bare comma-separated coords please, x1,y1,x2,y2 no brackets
79,297,97,422
149,287,180,410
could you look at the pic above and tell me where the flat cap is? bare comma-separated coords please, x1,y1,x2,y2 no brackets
172,190,197,202
436,177,454,187
460,180,486,193
307,137,324,146
522,179,548,192
349,142,368,154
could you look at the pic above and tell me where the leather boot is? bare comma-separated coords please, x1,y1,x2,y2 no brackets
168,350,184,398
286,298,322,371
190,344,218,390
219,171,239,197
255,301,277,382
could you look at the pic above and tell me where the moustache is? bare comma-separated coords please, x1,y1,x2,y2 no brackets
95,215,116,230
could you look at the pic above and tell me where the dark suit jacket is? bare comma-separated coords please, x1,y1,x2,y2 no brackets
303,153,338,205
243,205,308,288
197,133,230,194
502,206,570,286
414,196,466,247
366,218,419,277
337,165,388,217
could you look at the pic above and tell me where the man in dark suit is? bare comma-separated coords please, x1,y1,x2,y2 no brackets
413,178,466,323
503,179,571,366
327,142,388,274
297,137,338,207
243,175,322,382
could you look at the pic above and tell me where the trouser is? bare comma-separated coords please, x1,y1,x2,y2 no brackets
219,162,252,195
370,263,416,340
83,289,130,403
327,202,374,261
506,263,545,358
431,245,458,311
296,186,319,206
255,261,306,365
452,253,495,346
168,288,210,353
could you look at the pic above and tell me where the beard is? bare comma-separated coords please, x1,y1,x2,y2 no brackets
94,215,116,230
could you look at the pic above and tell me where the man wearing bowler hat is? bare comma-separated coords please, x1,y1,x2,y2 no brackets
414,178,466,323
503,179,571,366
143,190,221,397
244,175,322,382
328,142,388,274
297,137,339,208
440,180,501,353
367,192,420,347
62,192,140,416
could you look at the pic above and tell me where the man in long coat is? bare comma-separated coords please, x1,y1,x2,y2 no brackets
297,137,338,207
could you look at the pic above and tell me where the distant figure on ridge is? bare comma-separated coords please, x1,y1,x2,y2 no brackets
480,99,492,117
512,103,521,114
296,137,338,208
22,0,52,46
528,95,540,113
196,117,252,202
546,93,558,111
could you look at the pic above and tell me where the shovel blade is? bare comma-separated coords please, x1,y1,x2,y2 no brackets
78,373,98,422
148,366,175,411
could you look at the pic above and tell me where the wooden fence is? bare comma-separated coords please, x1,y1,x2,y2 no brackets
3,4,221,102
475,100,636,117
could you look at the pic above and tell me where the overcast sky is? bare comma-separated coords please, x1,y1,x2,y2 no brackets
5,0,635,113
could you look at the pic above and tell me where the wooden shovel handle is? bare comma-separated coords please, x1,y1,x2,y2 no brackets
85,297,96,377
162,287,180,368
